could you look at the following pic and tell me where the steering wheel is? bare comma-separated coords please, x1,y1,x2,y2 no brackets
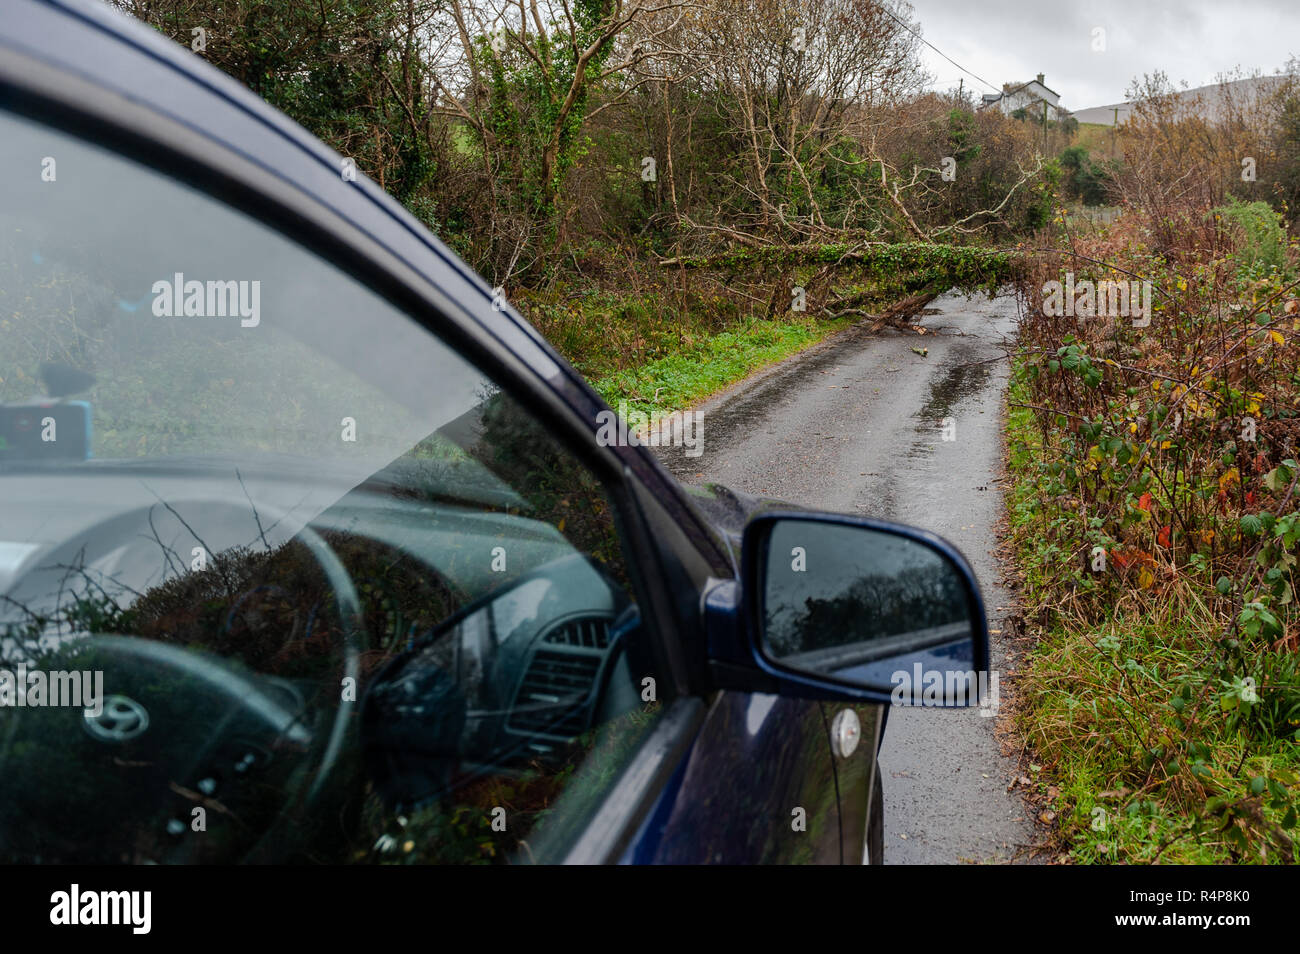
0,506,363,864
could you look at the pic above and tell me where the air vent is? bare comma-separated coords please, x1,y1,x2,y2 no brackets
507,649,602,737
543,616,611,649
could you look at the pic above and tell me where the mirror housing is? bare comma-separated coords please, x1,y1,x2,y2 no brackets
704,512,991,707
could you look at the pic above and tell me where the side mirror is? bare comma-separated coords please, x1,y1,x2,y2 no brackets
705,512,990,707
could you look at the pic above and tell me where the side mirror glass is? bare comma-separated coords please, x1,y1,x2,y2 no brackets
749,515,990,706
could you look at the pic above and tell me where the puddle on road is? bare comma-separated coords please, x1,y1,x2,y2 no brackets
914,348,993,425
899,343,995,466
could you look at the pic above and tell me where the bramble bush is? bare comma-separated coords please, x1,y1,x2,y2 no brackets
1009,193,1300,862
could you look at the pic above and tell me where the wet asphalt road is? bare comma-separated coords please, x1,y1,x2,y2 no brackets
654,290,1036,864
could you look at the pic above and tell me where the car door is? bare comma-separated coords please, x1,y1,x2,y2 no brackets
0,0,855,864
612,481,865,864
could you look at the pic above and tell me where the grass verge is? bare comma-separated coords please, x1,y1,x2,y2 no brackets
590,314,854,417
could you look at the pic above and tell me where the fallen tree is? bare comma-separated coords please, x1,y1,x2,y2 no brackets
658,241,1023,322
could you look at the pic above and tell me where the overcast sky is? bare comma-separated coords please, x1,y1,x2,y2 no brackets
907,0,1299,109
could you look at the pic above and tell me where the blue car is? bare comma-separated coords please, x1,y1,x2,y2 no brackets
0,0,988,864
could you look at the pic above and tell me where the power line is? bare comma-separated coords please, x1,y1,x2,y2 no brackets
878,4,1001,94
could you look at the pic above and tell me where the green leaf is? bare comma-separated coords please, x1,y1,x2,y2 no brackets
1262,465,1294,492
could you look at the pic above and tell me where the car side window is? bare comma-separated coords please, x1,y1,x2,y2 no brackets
0,107,668,864
353,398,671,864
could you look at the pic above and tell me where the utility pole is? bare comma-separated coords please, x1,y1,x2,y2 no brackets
958,78,963,105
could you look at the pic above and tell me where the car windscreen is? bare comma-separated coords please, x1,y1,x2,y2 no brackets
0,108,484,474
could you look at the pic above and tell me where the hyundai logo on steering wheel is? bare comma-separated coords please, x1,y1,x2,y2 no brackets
83,695,150,743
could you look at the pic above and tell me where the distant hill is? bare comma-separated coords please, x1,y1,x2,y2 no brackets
1073,75,1290,126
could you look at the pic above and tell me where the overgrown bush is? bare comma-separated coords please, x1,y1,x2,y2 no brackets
1009,192,1300,862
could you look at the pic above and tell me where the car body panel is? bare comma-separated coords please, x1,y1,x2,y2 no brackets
623,691,844,864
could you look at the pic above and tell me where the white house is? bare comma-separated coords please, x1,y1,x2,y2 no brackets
979,73,1063,119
